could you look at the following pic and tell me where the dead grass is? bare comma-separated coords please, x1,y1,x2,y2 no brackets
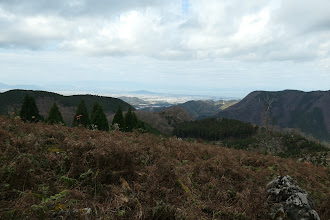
0,116,329,219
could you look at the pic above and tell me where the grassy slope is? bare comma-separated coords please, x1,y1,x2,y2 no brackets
0,116,329,219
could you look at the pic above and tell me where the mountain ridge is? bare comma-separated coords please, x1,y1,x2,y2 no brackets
140,100,239,119
216,90,330,141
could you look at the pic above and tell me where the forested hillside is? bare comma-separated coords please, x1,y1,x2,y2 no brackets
0,90,132,126
173,118,257,141
140,100,238,119
216,90,330,142
173,118,329,165
136,106,194,136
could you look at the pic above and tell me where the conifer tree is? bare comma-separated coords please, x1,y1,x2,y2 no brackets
124,107,138,132
136,119,146,130
132,110,138,124
91,102,99,120
72,99,90,127
46,102,65,125
91,102,109,131
112,106,124,130
19,94,43,122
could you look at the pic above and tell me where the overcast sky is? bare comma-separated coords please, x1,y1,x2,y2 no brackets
0,0,329,97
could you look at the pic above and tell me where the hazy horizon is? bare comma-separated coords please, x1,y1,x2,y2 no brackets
1,0,329,97
1,83,330,101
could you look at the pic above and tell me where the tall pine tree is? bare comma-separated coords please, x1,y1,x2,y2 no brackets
72,99,90,127
91,102,99,123
124,107,138,132
112,106,124,130
46,103,65,125
19,94,43,122
91,102,109,131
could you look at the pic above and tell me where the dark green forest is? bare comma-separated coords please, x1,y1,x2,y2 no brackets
173,118,258,141
173,117,329,164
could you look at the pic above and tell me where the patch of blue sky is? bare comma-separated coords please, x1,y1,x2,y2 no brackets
45,42,58,50
181,0,191,17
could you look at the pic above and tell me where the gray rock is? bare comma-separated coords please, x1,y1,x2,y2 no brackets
269,203,286,220
267,175,320,220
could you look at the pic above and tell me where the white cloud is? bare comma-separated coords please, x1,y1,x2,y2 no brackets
1,0,329,62
59,9,171,56
0,0,170,17
0,0,329,97
233,9,271,44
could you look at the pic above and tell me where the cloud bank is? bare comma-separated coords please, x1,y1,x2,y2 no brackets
0,0,329,62
0,0,329,97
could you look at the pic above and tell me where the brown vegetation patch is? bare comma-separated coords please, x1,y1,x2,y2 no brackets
0,116,329,219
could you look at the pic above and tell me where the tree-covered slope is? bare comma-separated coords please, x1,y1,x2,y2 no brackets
173,117,329,164
216,90,330,142
0,89,132,126
173,118,257,141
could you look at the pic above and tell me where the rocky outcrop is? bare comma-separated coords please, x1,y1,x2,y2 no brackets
267,175,320,220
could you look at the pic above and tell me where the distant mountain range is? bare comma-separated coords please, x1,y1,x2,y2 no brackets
2,89,329,142
0,89,205,134
129,90,165,95
118,96,151,106
140,100,239,119
0,89,132,126
134,100,239,135
0,83,43,91
136,106,194,136
216,90,330,142
178,100,238,119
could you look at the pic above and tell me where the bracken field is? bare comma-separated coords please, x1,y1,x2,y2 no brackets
0,116,329,219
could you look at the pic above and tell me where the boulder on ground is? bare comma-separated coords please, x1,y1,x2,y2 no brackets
267,175,320,220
